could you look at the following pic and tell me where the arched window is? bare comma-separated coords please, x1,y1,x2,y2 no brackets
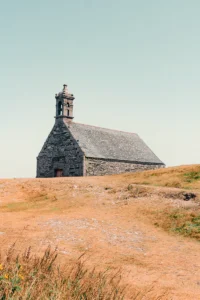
58,101,63,116
67,103,70,107
67,109,70,116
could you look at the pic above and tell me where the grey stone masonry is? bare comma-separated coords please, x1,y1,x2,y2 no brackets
37,119,84,177
85,158,164,176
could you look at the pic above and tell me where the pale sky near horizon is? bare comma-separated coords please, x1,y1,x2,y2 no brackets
0,0,200,178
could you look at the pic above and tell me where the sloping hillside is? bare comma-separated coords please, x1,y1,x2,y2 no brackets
1,165,200,299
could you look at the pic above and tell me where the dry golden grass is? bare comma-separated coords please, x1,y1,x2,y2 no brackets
117,165,200,240
0,246,126,300
122,164,200,189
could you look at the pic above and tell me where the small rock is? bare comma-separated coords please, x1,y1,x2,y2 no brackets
183,193,196,201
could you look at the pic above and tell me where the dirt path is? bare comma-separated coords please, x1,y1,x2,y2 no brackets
0,176,200,299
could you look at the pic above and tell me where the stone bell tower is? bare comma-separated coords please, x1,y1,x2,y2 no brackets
55,84,75,122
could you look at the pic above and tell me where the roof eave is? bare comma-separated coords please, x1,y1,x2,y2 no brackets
85,156,165,165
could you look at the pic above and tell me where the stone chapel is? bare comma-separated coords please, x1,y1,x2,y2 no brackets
36,84,165,177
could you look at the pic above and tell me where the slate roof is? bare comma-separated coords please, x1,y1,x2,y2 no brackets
67,122,164,165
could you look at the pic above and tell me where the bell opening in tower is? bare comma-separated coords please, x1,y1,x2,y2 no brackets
58,101,63,116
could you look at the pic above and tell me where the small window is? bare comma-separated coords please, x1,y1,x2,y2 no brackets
67,109,70,116
67,103,70,107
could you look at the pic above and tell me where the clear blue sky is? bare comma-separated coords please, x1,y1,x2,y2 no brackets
0,0,200,178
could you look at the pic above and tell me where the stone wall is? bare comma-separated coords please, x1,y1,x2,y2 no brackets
85,157,164,176
37,119,84,177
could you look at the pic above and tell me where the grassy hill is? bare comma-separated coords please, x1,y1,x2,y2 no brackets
1,165,200,299
121,164,200,189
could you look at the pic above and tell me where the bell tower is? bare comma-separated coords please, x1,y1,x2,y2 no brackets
55,84,75,122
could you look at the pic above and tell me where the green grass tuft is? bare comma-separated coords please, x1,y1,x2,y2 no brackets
184,172,200,183
155,209,200,240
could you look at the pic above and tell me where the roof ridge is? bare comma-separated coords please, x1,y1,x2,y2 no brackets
72,122,138,135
